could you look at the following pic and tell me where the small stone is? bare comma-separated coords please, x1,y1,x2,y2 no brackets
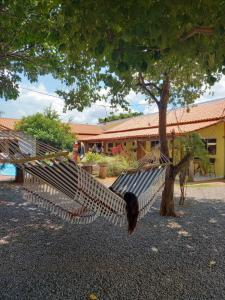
88,293,98,300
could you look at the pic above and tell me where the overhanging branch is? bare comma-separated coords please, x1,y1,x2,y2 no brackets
145,82,162,93
180,27,214,41
138,72,160,105
173,152,193,176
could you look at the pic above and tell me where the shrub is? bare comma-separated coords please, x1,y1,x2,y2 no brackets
106,154,138,177
82,152,138,176
82,152,103,164
15,108,75,151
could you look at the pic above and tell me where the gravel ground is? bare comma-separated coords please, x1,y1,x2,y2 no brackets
0,182,225,300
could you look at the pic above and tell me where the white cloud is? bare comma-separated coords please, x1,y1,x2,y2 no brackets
1,75,225,124
143,103,158,114
1,83,64,119
197,75,225,103
0,83,132,124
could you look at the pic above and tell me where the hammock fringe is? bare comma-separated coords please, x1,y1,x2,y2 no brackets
0,125,170,233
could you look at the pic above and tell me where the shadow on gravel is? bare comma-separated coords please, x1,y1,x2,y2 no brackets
1,183,225,300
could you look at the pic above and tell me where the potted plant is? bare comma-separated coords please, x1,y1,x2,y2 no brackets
81,152,101,174
98,157,108,179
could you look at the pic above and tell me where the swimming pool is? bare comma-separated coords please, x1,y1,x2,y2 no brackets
0,164,16,176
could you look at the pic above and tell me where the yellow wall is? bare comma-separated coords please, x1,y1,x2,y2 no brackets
104,122,225,178
105,140,136,155
125,141,134,151
197,122,225,177
146,141,151,152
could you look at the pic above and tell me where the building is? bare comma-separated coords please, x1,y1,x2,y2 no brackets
0,118,103,141
1,98,225,178
81,99,225,179
68,123,103,140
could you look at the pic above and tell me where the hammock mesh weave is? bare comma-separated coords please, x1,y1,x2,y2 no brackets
0,124,169,231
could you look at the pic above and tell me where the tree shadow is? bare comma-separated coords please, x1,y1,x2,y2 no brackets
1,182,225,299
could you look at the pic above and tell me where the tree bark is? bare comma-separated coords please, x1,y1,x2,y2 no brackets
160,152,192,215
157,76,177,216
138,75,193,216
160,165,176,216
158,77,170,158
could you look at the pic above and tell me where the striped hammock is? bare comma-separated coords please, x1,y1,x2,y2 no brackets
0,124,170,233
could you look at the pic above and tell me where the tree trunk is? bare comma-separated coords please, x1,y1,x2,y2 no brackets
158,101,169,158
157,76,177,216
15,166,24,183
160,165,176,216
138,74,191,216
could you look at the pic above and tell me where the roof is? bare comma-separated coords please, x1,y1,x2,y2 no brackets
0,118,103,138
0,118,18,130
81,99,225,142
106,98,225,134
98,118,134,131
81,120,221,142
1,98,224,142
68,123,103,137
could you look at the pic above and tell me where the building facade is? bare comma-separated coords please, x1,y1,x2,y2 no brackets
81,99,225,179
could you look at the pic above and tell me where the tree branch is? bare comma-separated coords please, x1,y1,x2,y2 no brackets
0,47,35,62
138,72,160,105
145,82,162,93
180,27,213,41
173,152,193,176
160,75,170,108
111,27,214,56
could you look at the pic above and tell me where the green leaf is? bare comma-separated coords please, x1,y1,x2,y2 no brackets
118,62,129,72
140,61,148,72
95,39,105,55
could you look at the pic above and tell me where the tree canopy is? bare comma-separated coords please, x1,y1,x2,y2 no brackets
15,108,75,150
49,1,225,110
0,0,85,102
2,1,225,215
1,1,224,109
98,111,143,123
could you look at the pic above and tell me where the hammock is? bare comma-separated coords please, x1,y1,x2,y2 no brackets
0,124,170,233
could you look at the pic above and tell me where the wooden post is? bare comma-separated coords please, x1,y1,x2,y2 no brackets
188,160,194,182
171,130,175,165
15,167,24,183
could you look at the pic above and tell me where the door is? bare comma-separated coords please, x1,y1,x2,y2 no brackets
137,141,146,160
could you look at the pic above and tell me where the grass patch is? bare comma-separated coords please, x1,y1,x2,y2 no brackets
175,182,223,188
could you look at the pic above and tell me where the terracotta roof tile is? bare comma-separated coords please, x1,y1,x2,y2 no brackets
0,118,18,129
68,123,103,135
0,118,103,137
76,134,99,140
81,120,222,142
106,98,225,133
98,118,133,131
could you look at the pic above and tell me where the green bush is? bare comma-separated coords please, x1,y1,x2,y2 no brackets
82,152,138,176
15,108,75,151
106,154,138,177
82,152,103,163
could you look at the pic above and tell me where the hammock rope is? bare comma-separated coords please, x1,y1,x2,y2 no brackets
0,125,170,233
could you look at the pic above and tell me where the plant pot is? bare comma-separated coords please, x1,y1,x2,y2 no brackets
81,164,93,174
99,164,108,179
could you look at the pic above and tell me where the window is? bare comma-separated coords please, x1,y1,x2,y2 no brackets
202,139,217,155
108,143,113,148
124,142,126,146
151,140,159,148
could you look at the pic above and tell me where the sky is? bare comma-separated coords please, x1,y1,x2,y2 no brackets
1,75,225,124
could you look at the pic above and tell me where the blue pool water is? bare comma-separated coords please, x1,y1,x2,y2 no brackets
0,164,16,176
